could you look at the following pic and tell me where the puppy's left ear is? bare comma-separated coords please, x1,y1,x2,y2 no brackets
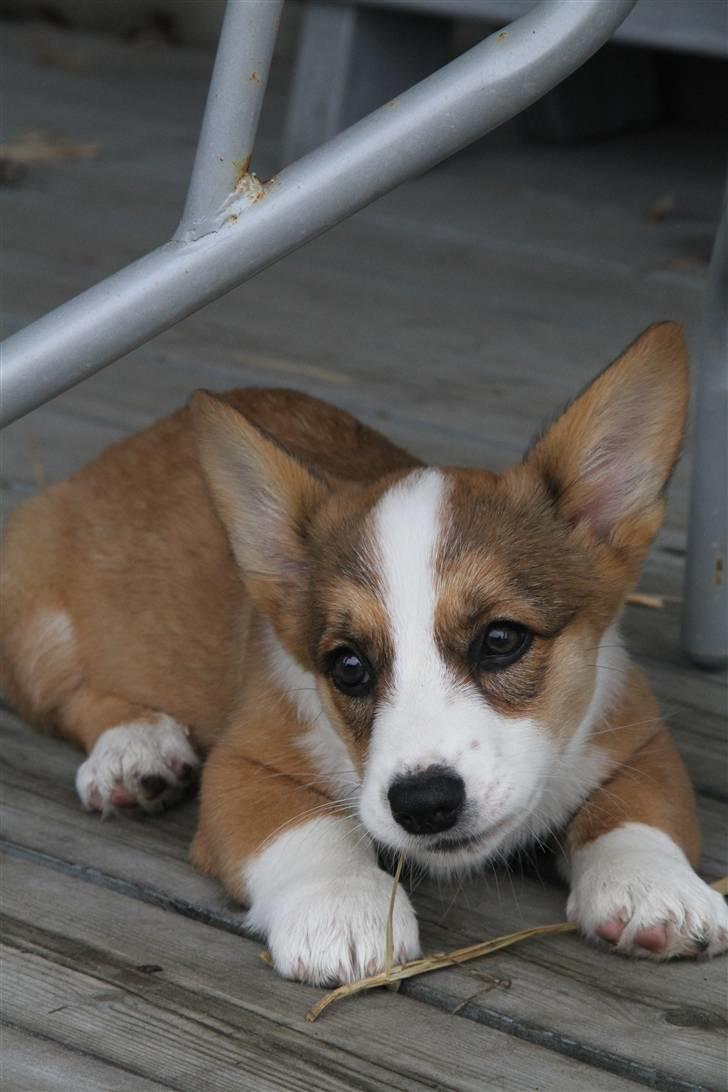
524,322,689,562
190,391,328,618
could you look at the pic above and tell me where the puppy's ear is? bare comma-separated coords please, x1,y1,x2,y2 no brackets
524,323,689,561
191,392,327,608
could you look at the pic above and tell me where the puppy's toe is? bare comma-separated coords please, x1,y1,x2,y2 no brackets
632,923,669,954
594,916,626,945
170,759,195,782
110,786,138,808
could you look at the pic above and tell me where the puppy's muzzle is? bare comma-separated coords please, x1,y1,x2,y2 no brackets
387,766,465,835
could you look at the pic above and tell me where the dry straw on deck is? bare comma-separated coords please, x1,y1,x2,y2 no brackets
260,869,728,1022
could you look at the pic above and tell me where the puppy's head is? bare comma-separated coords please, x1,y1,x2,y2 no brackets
193,323,688,872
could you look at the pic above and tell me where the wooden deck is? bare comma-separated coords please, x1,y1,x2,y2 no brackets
1,18,726,1092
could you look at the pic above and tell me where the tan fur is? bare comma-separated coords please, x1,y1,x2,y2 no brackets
569,667,701,866
0,324,700,904
190,660,334,899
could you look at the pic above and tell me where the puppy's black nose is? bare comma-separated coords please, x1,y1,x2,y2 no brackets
388,766,465,835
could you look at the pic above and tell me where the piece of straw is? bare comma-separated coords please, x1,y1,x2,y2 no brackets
301,873,728,1022
0,131,99,163
384,852,406,982
305,920,575,1021
625,592,666,610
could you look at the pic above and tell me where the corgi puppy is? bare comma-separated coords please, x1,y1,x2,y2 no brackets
1,322,726,985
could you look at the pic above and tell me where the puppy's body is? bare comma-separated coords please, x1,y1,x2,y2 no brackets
2,324,726,982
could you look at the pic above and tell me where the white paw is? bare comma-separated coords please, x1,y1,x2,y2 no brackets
76,716,199,815
567,823,728,960
245,817,421,985
263,868,420,986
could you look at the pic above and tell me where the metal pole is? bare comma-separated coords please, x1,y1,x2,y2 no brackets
681,187,728,669
178,0,283,239
0,0,637,427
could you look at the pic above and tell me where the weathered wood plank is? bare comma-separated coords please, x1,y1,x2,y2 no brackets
409,874,728,1092
0,211,706,416
1,709,725,1090
1,854,641,1092
1,1024,171,1092
4,949,402,1092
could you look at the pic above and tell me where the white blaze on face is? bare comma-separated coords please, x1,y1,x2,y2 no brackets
369,468,450,731
357,469,595,874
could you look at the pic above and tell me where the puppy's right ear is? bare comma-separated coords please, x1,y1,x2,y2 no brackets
522,323,689,570
191,392,327,612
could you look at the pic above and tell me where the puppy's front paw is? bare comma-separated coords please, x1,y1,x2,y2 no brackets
244,817,421,985
76,716,199,814
263,869,420,985
568,824,728,960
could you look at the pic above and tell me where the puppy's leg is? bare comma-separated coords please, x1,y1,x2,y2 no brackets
61,689,199,814
565,727,728,959
192,736,421,985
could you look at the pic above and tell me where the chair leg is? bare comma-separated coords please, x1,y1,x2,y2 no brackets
178,0,284,239
681,185,728,669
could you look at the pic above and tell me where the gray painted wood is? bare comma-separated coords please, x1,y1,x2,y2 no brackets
1,855,642,1092
1,707,725,1091
2,1025,171,1092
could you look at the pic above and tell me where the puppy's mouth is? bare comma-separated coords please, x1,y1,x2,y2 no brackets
430,831,484,853
429,815,512,854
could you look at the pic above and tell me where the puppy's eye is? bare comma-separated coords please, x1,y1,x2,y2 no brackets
471,621,531,671
330,647,374,697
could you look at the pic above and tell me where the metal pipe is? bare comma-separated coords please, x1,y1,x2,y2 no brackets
0,0,637,427
177,0,283,239
681,186,728,668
